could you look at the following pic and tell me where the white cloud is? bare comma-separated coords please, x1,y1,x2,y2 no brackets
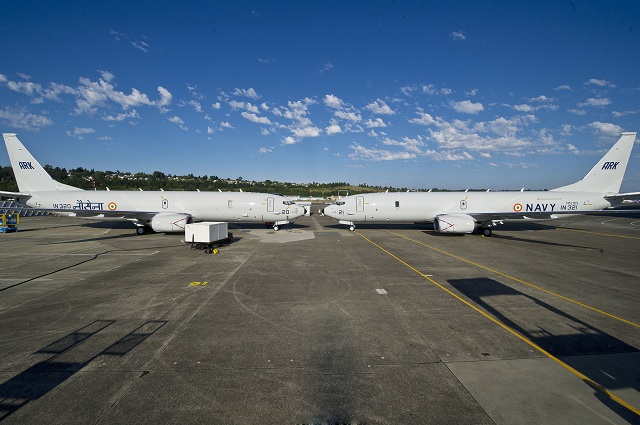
512,102,558,112
232,87,260,99
382,136,426,154
184,100,202,112
292,126,322,138
156,87,172,109
334,110,362,122
529,95,554,103
589,121,622,137
585,78,615,88
103,110,140,122
450,30,466,41
400,85,418,96
73,74,173,115
229,100,245,110
365,118,388,128
168,116,188,131
131,40,149,52
365,99,395,115
67,127,95,139
6,80,42,96
326,123,342,135
409,110,435,126
320,63,334,73
578,97,611,107
0,106,53,129
427,115,537,152
259,147,273,154
513,104,534,112
110,30,151,53
612,109,639,117
324,94,344,109
559,124,574,135
451,100,484,114
349,144,417,161
422,85,453,96
241,112,272,124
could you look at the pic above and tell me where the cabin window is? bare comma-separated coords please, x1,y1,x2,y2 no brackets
228,200,233,208
395,201,400,208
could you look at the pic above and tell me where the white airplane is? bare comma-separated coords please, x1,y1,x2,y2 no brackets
1,133,304,234
324,132,639,236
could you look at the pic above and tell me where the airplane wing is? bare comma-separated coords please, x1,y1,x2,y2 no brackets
467,208,640,225
0,205,161,222
468,211,567,223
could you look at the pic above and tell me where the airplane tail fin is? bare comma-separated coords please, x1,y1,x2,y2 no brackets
552,132,637,193
3,133,81,193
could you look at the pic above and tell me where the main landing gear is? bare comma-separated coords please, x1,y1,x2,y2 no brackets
264,220,289,231
477,226,492,237
135,225,152,235
339,220,356,231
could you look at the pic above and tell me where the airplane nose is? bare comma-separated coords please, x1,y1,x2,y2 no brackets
290,204,305,218
323,205,335,218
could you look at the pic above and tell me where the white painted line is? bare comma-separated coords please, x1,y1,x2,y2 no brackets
375,288,388,295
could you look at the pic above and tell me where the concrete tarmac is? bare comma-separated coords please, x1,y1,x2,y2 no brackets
0,212,639,424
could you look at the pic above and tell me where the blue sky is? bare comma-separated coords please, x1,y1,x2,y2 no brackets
1,1,639,191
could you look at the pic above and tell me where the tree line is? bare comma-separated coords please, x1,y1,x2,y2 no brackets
1,165,427,198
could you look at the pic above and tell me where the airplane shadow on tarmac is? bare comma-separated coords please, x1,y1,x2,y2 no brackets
0,320,166,421
449,278,640,423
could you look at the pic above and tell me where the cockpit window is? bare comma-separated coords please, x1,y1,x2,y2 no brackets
333,201,345,206
283,200,296,205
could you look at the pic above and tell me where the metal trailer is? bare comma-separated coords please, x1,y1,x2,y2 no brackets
185,222,231,254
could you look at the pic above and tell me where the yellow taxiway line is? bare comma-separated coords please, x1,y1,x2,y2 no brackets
385,229,640,330
355,230,640,417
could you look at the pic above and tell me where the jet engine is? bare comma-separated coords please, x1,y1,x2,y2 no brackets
433,214,476,234
150,213,192,233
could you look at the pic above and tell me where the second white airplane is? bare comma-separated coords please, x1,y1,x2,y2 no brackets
1,133,305,234
324,132,639,236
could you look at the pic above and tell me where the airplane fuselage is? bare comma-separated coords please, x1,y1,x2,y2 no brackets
26,190,302,223
324,191,612,223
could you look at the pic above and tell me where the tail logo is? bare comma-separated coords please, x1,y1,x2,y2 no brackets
602,161,620,170
19,161,35,170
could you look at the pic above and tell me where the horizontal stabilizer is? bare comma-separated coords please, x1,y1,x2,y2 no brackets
0,190,32,199
604,191,640,206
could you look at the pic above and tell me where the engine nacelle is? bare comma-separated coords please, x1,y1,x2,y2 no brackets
150,213,192,233
433,214,476,234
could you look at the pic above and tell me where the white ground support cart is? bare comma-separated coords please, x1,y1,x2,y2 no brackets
185,222,232,254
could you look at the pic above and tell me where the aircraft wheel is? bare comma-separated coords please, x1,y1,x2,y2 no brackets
136,226,146,235
273,225,279,231
349,225,355,231
482,227,492,237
